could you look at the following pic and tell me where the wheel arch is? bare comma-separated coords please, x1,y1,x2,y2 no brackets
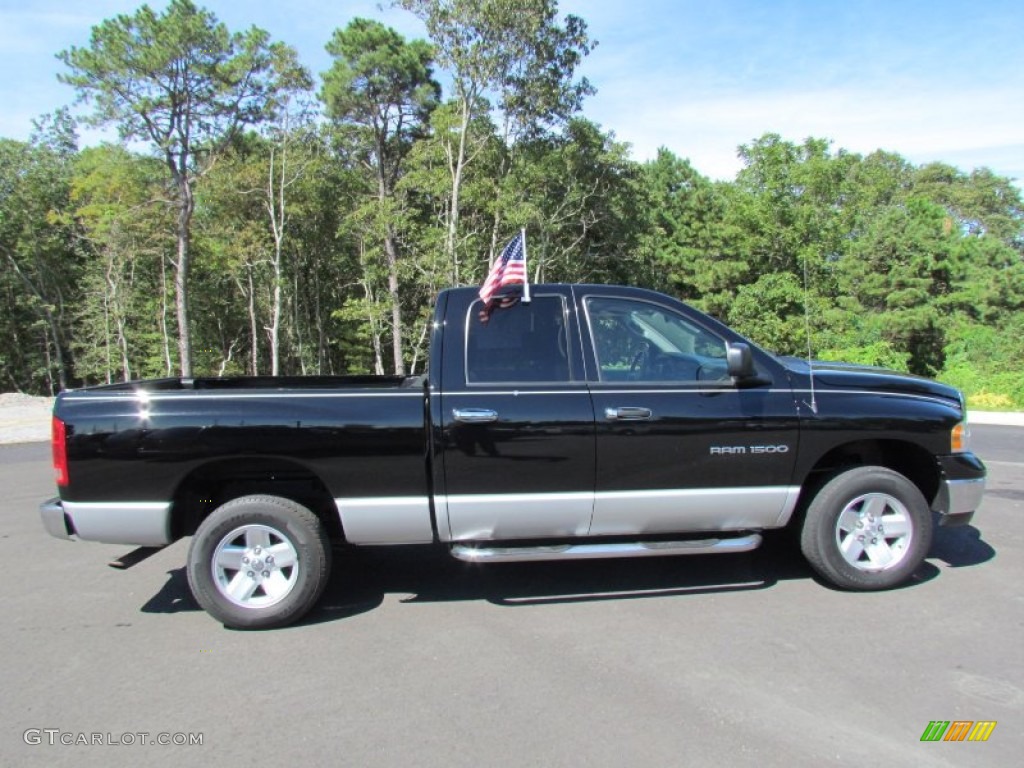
792,439,940,526
169,457,343,542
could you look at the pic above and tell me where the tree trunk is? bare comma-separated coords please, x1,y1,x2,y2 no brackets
41,327,54,396
159,255,173,376
446,100,469,284
117,314,131,382
386,240,404,375
294,270,306,376
247,267,259,375
375,136,405,375
102,265,113,385
267,143,285,376
174,175,195,377
313,269,327,375
409,316,430,375
364,283,385,377
269,257,282,376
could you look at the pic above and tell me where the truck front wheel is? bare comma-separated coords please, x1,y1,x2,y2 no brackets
800,466,933,590
186,495,331,629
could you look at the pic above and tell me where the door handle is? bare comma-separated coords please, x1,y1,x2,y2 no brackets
604,406,653,421
453,408,499,424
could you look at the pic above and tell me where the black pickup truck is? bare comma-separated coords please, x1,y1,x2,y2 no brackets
40,284,986,628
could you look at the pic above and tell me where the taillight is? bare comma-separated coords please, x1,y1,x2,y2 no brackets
52,416,68,487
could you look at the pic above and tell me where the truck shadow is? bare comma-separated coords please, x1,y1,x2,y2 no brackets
139,524,994,626
323,546,785,615
310,523,994,624
140,568,199,614
929,522,996,569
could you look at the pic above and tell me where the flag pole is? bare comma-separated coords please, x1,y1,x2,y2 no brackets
520,227,531,303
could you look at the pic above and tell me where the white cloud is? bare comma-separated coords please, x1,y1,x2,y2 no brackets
592,82,1024,183
2,0,1020,189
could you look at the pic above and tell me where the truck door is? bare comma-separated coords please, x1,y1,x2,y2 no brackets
437,290,596,541
578,290,800,536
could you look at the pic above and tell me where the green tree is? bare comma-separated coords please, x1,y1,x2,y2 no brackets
321,18,439,374
0,112,81,393
395,0,593,280
69,144,175,383
912,163,1024,250
505,118,643,284
639,149,743,311
59,0,309,376
258,99,318,376
198,126,369,378
193,133,274,376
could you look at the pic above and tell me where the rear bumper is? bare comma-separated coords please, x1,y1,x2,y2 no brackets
40,497,73,540
932,453,986,526
38,497,172,546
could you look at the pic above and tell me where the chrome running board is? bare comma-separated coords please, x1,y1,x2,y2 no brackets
450,534,762,563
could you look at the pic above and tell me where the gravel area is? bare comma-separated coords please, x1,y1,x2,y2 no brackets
0,393,54,445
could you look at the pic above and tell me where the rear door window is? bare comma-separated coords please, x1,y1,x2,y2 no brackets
466,296,571,384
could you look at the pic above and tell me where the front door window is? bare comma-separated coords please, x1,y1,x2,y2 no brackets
586,297,728,384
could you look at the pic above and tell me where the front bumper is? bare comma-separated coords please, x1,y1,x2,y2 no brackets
932,453,986,527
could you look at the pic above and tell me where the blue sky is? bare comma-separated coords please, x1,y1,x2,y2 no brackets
1,0,1021,185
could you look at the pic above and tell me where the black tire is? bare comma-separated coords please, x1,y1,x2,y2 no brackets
799,466,932,590
186,495,331,629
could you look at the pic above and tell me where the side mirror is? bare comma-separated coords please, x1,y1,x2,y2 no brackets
726,342,756,381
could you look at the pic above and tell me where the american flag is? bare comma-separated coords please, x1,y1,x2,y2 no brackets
479,230,529,305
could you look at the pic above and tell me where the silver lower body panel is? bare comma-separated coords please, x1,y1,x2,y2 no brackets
589,486,801,536
438,487,801,542
335,496,434,544
438,492,593,542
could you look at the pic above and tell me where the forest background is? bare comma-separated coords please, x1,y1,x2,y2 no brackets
2,0,1022,407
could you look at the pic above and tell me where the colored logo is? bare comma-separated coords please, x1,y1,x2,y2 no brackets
920,721,997,742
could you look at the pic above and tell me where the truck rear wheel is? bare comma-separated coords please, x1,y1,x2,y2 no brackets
186,495,331,629
800,466,932,590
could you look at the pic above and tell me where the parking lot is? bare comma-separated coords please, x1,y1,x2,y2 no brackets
1,427,1020,767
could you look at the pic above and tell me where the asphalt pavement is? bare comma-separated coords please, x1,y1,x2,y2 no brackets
0,427,1020,767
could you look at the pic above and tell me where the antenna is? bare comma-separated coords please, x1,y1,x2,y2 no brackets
802,252,818,414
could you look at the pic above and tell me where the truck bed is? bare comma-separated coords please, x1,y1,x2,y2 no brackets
53,376,432,523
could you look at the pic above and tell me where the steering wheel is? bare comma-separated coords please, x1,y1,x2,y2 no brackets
629,342,651,379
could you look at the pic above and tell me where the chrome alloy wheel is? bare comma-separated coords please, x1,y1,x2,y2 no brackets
834,492,913,572
211,524,300,608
